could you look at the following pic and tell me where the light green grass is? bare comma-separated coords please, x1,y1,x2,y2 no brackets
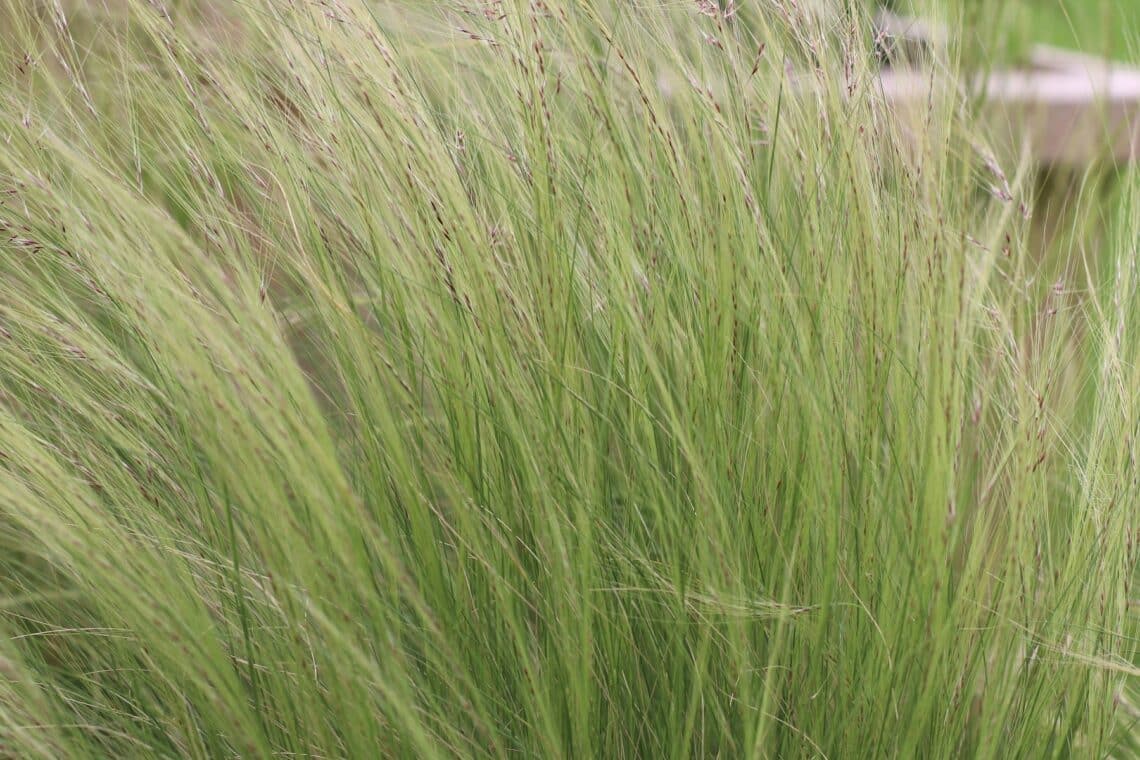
0,1,1139,757
1017,0,1140,60
892,0,1140,64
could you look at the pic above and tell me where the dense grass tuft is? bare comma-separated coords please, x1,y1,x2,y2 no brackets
0,1,1139,757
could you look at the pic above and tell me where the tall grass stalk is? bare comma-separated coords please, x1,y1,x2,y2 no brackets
0,0,1137,756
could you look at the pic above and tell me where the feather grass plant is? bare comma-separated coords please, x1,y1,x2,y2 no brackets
0,0,1138,757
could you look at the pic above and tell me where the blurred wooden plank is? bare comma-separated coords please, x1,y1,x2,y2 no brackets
983,62,1140,164
877,45,1140,166
873,9,946,68
1027,45,1113,74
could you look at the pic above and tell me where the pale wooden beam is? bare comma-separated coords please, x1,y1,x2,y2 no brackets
877,50,1140,166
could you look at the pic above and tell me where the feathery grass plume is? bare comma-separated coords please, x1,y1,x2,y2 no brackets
0,0,1138,757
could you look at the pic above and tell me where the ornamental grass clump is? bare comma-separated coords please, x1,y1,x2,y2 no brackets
0,1,1138,757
